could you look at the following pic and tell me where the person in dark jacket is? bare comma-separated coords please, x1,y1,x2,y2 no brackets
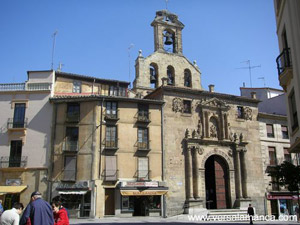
19,191,54,225
247,204,255,224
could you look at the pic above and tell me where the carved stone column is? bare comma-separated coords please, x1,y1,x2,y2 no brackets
219,111,224,140
205,111,209,138
186,146,194,200
192,147,200,199
240,148,248,198
233,147,242,199
224,113,228,139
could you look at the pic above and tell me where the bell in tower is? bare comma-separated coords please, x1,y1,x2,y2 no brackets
164,31,173,45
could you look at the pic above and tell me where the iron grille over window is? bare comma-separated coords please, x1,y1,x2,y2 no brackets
138,128,149,150
105,126,117,148
276,48,292,76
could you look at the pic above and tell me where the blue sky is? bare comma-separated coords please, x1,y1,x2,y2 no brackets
0,0,280,95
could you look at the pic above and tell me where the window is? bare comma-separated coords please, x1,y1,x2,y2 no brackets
64,127,79,151
284,148,292,163
105,126,117,148
237,106,244,119
109,86,127,97
138,104,149,121
281,126,289,139
289,90,298,131
105,156,117,181
138,128,149,150
184,69,192,87
63,156,76,181
13,103,26,128
268,147,277,166
167,66,175,85
73,81,81,93
66,103,80,122
138,157,149,180
183,100,191,114
106,102,117,119
266,124,275,138
9,141,22,167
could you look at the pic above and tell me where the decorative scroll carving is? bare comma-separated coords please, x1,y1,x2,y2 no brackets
228,149,233,157
172,97,183,113
244,107,252,120
198,147,204,155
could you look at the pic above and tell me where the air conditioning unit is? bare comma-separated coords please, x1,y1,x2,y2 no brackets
78,180,90,188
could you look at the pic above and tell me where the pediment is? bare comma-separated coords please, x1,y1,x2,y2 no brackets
197,97,230,110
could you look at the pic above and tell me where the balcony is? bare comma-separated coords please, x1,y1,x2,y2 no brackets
0,156,28,168
276,48,293,91
62,141,79,152
103,170,118,182
65,112,80,123
137,141,150,151
137,170,151,181
104,112,119,122
136,112,151,123
104,140,118,150
0,82,52,92
7,118,28,129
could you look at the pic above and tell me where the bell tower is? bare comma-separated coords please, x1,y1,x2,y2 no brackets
151,10,184,54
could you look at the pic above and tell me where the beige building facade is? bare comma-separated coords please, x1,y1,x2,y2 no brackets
274,0,300,153
0,71,54,209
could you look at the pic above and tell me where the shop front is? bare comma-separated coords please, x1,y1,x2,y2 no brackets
115,181,168,217
267,192,298,218
0,185,27,210
56,182,91,218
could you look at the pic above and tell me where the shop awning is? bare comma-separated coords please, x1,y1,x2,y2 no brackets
120,190,168,196
59,191,87,195
0,186,27,195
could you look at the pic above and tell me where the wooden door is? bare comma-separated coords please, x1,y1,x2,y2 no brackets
214,158,226,209
105,189,115,215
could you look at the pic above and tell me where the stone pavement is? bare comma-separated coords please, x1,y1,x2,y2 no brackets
69,214,300,224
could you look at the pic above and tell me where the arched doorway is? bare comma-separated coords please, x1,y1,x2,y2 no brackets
205,155,230,209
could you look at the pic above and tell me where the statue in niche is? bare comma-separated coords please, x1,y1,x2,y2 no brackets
210,124,217,138
197,119,203,139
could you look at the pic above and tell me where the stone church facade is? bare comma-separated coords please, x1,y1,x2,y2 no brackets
133,10,266,215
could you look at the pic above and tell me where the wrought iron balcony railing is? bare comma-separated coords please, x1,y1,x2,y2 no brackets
103,170,118,181
7,118,28,129
66,112,80,122
104,140,118,150
137,170,151,181
104,112,119,121
0,156,28,168
276,48,292,76
62,141,79,152
137,141,150,151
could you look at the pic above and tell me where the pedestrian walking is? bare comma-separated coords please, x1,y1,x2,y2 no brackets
0,202,23,225
247,203,255,225
51,198,69,225
19,191,54,225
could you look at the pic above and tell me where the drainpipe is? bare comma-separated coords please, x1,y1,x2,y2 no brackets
98,98,104,178
48,103,57,202
161,95,166,218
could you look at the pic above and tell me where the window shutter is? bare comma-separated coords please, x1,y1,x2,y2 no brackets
138,157,149,180
64,156,76,180
105,156,117,180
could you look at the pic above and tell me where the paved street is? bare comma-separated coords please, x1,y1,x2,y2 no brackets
69,215,300,224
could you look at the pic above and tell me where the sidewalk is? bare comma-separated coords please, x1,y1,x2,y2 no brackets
69,214,300,224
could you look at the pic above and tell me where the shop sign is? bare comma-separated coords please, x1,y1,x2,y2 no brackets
121,181,158,187
120,190,167,196
6,179,21,186
267,194,299,200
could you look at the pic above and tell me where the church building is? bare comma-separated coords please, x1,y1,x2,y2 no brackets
133,10,266,216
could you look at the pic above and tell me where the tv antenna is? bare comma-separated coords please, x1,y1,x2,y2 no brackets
236,60,261,87
258,77,266,87
127,43,134,88
165,0,169,10
51,30,58,70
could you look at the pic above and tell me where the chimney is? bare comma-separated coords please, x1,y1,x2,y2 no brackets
251,92,257,99
209,84,215,93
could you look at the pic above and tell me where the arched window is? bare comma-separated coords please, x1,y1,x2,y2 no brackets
184,69,192,87
167,66,175,85
163,30,175,53
149,63,158,88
